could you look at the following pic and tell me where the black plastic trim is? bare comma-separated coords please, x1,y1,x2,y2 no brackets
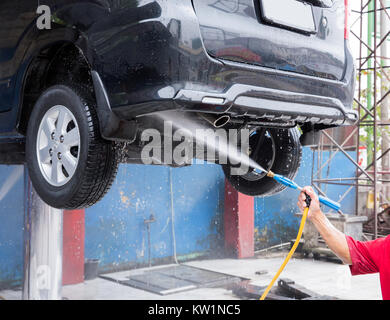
91,71,138,142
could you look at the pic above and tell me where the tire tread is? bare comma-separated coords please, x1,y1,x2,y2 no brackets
65,87,119,209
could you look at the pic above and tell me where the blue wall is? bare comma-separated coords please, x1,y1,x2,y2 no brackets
0,147,357,287
85,163,225,272
0,163,225,287
0,165,25,288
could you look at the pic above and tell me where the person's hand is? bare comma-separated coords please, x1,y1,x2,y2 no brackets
297,186,322,221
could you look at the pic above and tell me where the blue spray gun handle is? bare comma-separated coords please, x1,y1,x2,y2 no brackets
318,196,341,212
272,174,300,190
270,174,341,211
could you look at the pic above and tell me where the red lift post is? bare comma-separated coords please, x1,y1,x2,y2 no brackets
62,210,85,285
224,180,255,258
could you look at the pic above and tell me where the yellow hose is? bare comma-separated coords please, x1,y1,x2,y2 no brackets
260,206,309,300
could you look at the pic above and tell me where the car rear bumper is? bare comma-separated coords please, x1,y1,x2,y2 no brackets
171,40,357,127
109,51,357,129
174,82,358,127
107,36,357,130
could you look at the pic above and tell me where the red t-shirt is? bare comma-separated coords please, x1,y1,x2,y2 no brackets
346,235,390,300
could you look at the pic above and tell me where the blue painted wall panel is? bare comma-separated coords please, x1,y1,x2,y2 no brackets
170,164,225,254
0,165,24,288
84,163,225,272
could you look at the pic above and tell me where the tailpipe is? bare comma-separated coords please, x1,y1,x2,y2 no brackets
198,113,231,128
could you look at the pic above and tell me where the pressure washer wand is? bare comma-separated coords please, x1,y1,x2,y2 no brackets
266,171,341,212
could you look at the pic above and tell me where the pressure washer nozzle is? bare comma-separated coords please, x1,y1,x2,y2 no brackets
266,171,275,178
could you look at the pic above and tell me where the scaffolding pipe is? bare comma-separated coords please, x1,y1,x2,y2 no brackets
367,0,374,165
314,0,390,239
373,0,378,239
381,0,390,200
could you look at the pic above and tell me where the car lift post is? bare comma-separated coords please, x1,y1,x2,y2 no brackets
224,180,255,258
22,176,63,300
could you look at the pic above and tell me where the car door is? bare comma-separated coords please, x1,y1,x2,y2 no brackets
0,0,37,113
192,0,347,81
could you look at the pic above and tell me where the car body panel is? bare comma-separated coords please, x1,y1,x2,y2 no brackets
193,0,346,80
0,1,37,113
0,0,356,142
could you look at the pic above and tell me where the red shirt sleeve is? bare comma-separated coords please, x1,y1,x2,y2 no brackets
345,235,387,275
346,235,390,300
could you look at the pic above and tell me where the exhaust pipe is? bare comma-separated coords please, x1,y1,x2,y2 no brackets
198,113,231,128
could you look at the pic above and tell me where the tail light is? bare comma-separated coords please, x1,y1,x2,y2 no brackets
344,0,350,40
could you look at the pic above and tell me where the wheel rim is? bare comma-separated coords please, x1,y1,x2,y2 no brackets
36,105,80,187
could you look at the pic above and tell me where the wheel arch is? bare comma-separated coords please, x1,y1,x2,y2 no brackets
17,39,94,135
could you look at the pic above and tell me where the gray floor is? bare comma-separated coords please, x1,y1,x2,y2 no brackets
0,252,382,300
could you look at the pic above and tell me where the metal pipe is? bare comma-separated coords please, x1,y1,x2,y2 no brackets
312,177,361,181
322,131,374,181
144,214,156,268
23,176,63,300
367,0,374,166
356,0,363,218
373,0,378,239
312,181,372,187
314,126,358,178
380,0,390,200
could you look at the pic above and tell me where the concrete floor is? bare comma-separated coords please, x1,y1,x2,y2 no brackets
0,252,382,300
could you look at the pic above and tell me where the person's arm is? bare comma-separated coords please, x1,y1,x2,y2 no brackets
297,186,352,265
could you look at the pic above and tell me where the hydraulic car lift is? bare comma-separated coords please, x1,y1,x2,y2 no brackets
0,140,65,300
22,177,63,300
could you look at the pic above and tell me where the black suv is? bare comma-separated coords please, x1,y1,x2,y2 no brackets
0,0,357,209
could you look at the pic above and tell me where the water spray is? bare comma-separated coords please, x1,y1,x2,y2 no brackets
157,111,341,211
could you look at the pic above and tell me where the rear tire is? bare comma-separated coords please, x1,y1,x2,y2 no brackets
222,127,302,197
26,85,119,209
